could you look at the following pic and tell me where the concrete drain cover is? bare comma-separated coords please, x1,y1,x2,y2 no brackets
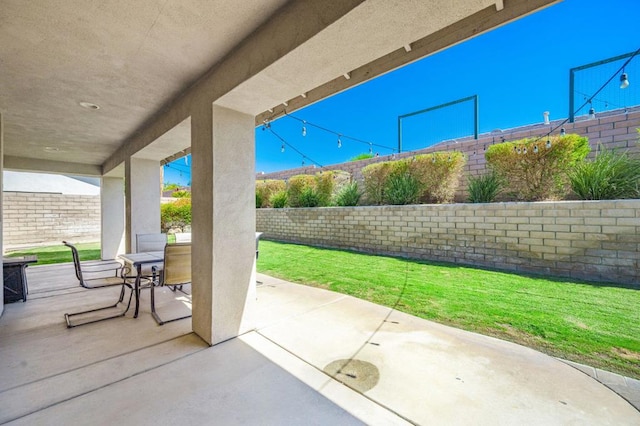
323,359,380,393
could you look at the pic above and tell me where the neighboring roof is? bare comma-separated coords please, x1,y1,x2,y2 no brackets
3,171,100,195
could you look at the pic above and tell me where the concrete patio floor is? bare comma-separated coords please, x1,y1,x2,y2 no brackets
0,263,638,425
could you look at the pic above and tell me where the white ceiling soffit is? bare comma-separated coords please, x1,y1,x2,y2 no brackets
242,0,559,124
0,0,289,168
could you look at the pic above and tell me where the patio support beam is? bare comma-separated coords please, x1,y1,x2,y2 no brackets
124,158,161,253
101,177,126,260
191,103,256,346
0,113,4,314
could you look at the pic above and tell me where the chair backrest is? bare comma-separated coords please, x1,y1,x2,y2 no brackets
174,232,192,243
136,233,167,253
162,243,191,287
63,241,83,282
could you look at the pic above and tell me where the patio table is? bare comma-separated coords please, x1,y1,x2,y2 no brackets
119,251,164,318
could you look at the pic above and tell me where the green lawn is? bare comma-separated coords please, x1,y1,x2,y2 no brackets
5,242,101,265
256,240,640,379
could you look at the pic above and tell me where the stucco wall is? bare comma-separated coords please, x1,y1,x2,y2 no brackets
3,192,100,250
257,200,640,286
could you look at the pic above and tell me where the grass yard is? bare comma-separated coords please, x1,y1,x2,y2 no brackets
256,240,640,379
5,242,101,265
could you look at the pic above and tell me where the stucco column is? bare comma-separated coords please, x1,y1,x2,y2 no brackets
0,113,4,315
124,158,161,252
101,176,125,259
191,103,256,346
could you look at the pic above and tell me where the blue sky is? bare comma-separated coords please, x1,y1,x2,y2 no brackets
164,0,640,184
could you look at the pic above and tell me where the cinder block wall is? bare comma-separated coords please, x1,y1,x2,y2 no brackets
257,200,640,286
257,107,640,202
3,192,100,250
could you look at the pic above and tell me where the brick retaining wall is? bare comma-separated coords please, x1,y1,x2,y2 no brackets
3,192,101,250
257,200,640,286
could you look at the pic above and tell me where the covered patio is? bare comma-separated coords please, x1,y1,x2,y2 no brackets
1,264,637,424
2,0,638,423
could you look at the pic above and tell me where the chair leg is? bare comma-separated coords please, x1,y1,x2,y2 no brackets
64,284,133,328
151,284,192,326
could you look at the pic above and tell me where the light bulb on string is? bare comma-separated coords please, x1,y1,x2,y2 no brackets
546,139,552,149
368,143,373,155
302,121,307,137
523,147,528,155
516,147,522,155
560,127,566,137
432,156,436,163
588,102,596,120
281,143,285,153
620,71,629,89
337,135,342,148
301,159,305,167
533,145,539,154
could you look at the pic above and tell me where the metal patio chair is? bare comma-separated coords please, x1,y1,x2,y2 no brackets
150,243,192,325
62,241,133,327
135,233,167,281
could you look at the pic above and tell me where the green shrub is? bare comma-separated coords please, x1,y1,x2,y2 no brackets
570,148,640,200
287,175,318,207
409,152,466,203
298,187,321,207
334,182,361,206
384,172,420,205
270,190,288,208
163,183,180,191
485,134,590,201
362,152,465,205
287,172,347,207
160,198,191,232
172,190,191,198
255,179,286,208
314,172,335,206
349,153,374,161
362,161,394,205
467,172,503,203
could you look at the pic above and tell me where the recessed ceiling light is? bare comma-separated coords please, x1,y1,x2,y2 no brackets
79,101,100,110
43,146,60,152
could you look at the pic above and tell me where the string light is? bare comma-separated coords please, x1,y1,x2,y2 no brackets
533,145,539,153
302,121,307,137
560,127,566,137
284,111,397,153
266,127,323,168
337,135,342,148
368,143,373,154
588,101,596,119
620,70,629,89
546,139,552,149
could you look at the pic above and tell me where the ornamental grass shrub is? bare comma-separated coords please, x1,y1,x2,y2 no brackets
362,161,395,205
467,171,503,203
384,172,420,205
255,179,286,208
269,190,288,208
334,181,362,206
409,152,465,203
362,151,465,205
160,198,191,232
286,171,349,207
570,148,640,200
485,134,590,201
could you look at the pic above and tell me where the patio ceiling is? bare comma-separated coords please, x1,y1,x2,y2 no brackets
0,0,559,176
